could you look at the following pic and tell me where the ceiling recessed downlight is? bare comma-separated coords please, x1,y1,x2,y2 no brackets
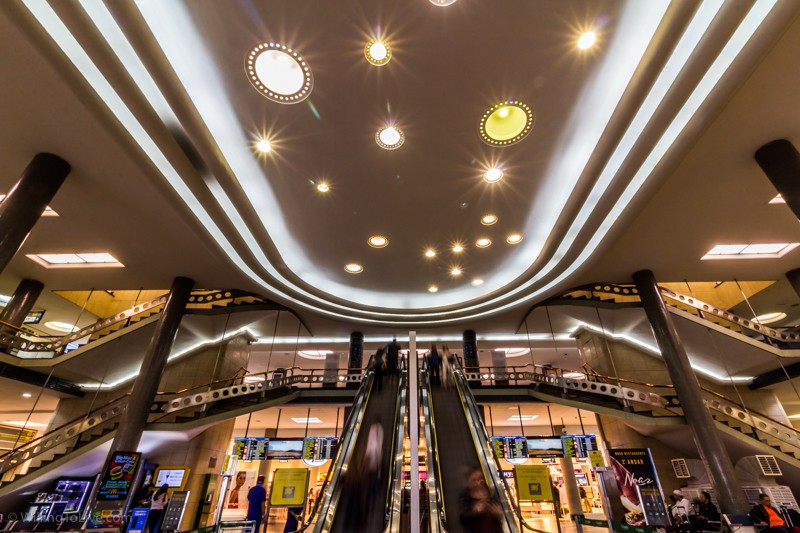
376,126,404,150
452,244,464,253
476,238,491,248
484,167,503,183
471,278,484,287
450,267,463,277
428,285,438,293
365,40,391,66
479,101,534,146
481,214,498,225
22,393,32,399
751,312,787,324
44,321,80,334
368,236,388,248
255,139,272,153
429,0,457,5
424,249,437,258
506,233,523,244
578,31,597,49
245,42,313,103
344,263,363,274
316,182,330,193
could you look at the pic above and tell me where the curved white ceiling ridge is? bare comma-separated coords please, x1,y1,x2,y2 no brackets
30,0,775,325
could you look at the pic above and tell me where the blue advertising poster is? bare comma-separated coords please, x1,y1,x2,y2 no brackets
127,508,150,533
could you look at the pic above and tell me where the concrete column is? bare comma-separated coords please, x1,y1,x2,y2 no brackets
633,270,748,514
755,139,800,220
462,330,480,386
0,154,70,275
108,276,194,453
0,278,44,328
347,332,363,390
560,454,584,518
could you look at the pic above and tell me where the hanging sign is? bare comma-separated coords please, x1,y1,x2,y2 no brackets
514,465,553,502
269,469,309,507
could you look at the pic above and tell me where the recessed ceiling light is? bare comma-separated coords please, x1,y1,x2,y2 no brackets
22,393,32,399
316,182,330,193
452,244,464,253
450,267,463,277
44,321,80,334
428,285,438,293
471,279,484,286
481,214,498,225
424,249,437,258
508,415,538,421
368,236,389,248
702,243,799,260
27,253,124,268
344,263,363,274
365,39,391,66
506,233,523,244
255,139,272,153
291,417,322,424
484,167,504,183
751,312,787,324
476,238,492,248
376,126,405,150
479,101,534,146
429,0,457,5
245,42,313,103
578,31,597,49
0,195,58,216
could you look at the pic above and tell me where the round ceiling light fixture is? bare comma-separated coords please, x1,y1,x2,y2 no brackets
428,285,439,293
44,321,80,334
506,233,523,244
316,182,330,193
479,101,534,146
365,39,391,66
368,235,388,248
484,167,504,183
344,263,363,274
751,312,787,324
578,31,597,50
476,238,492,248
429,0,457,5
452,243,464,253
471,278,484,287
255,138,272,153
245,42,313,104
481,214,498,225
450,267,463,277
424,249,436,258
376,126,405,150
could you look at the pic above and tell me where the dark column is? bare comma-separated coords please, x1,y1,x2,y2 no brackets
0,154,70,275
785,268,800,299
108,276,193,453
347,332,363,389
633,270,748,514
462,330,480,385
0,278,44,328
755,139,800,219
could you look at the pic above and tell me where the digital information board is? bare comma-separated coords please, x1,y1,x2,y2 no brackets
562,435,598,459
303,437,338,462
233,437,269,461
492,436,528,461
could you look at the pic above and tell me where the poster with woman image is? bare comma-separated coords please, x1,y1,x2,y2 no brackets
608,448,667,526
226,470,256,509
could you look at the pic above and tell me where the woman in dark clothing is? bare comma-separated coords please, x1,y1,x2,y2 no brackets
459,467,503,533
146,484,169,533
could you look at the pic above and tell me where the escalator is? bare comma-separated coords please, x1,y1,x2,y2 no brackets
423,364,519,533
313,368,405,533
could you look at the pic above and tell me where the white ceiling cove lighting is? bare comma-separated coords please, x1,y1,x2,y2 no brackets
578,31,597,49
0,195,58,216
365,39,391,66
702,243,799,260
27,253,124,268
44,321,81,334
299,350,333,359
376,126,404,150
344,263,363,274
245,42,313,103
3,420,47,428
751,312,787,324
500,348,530,358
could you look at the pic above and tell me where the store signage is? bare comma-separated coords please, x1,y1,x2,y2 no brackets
269,469,309,507
608,448,668,527
97,451,140,501
514,465,553,502
127,508,150,533
24,310,45,324
589,450,605,468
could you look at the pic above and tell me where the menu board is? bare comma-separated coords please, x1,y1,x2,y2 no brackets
562,435,598,458
491,436,528,461
97,451,141,501
303,437,338,461
233,437,269,461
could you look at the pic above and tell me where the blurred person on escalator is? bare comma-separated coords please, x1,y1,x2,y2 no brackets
364,417,385,516
387,336,400,378
372,348,387,392
440,344,453,389
429,344,441,386
459,467,503,533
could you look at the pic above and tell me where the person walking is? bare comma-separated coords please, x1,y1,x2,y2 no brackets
373,348,386,392
459,467,503,532
365,419,385,515
429,344,441,386
750,493,791,533
440,344,453,389
146,484,169,533
387,336,400,378
283,506,303,532
246,475,267,533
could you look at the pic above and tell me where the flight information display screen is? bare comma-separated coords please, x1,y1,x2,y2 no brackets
492,436,528,460
303,437,338,461
561,435,598,458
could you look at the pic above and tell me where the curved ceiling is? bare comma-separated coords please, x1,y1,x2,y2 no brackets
4,0,798,326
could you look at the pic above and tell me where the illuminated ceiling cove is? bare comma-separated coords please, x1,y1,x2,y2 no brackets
12,0,792,325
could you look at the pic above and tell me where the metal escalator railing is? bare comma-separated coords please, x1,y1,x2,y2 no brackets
420,368,448,533
384,368,407,533
0,366,365,478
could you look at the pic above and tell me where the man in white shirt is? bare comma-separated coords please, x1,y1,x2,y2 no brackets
672,489,695,524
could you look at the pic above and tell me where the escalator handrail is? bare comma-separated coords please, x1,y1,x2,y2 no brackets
384,367,408,533
420,367,447,533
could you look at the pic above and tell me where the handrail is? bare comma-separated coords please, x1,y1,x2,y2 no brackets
421,367,447,533
384,367,407,533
